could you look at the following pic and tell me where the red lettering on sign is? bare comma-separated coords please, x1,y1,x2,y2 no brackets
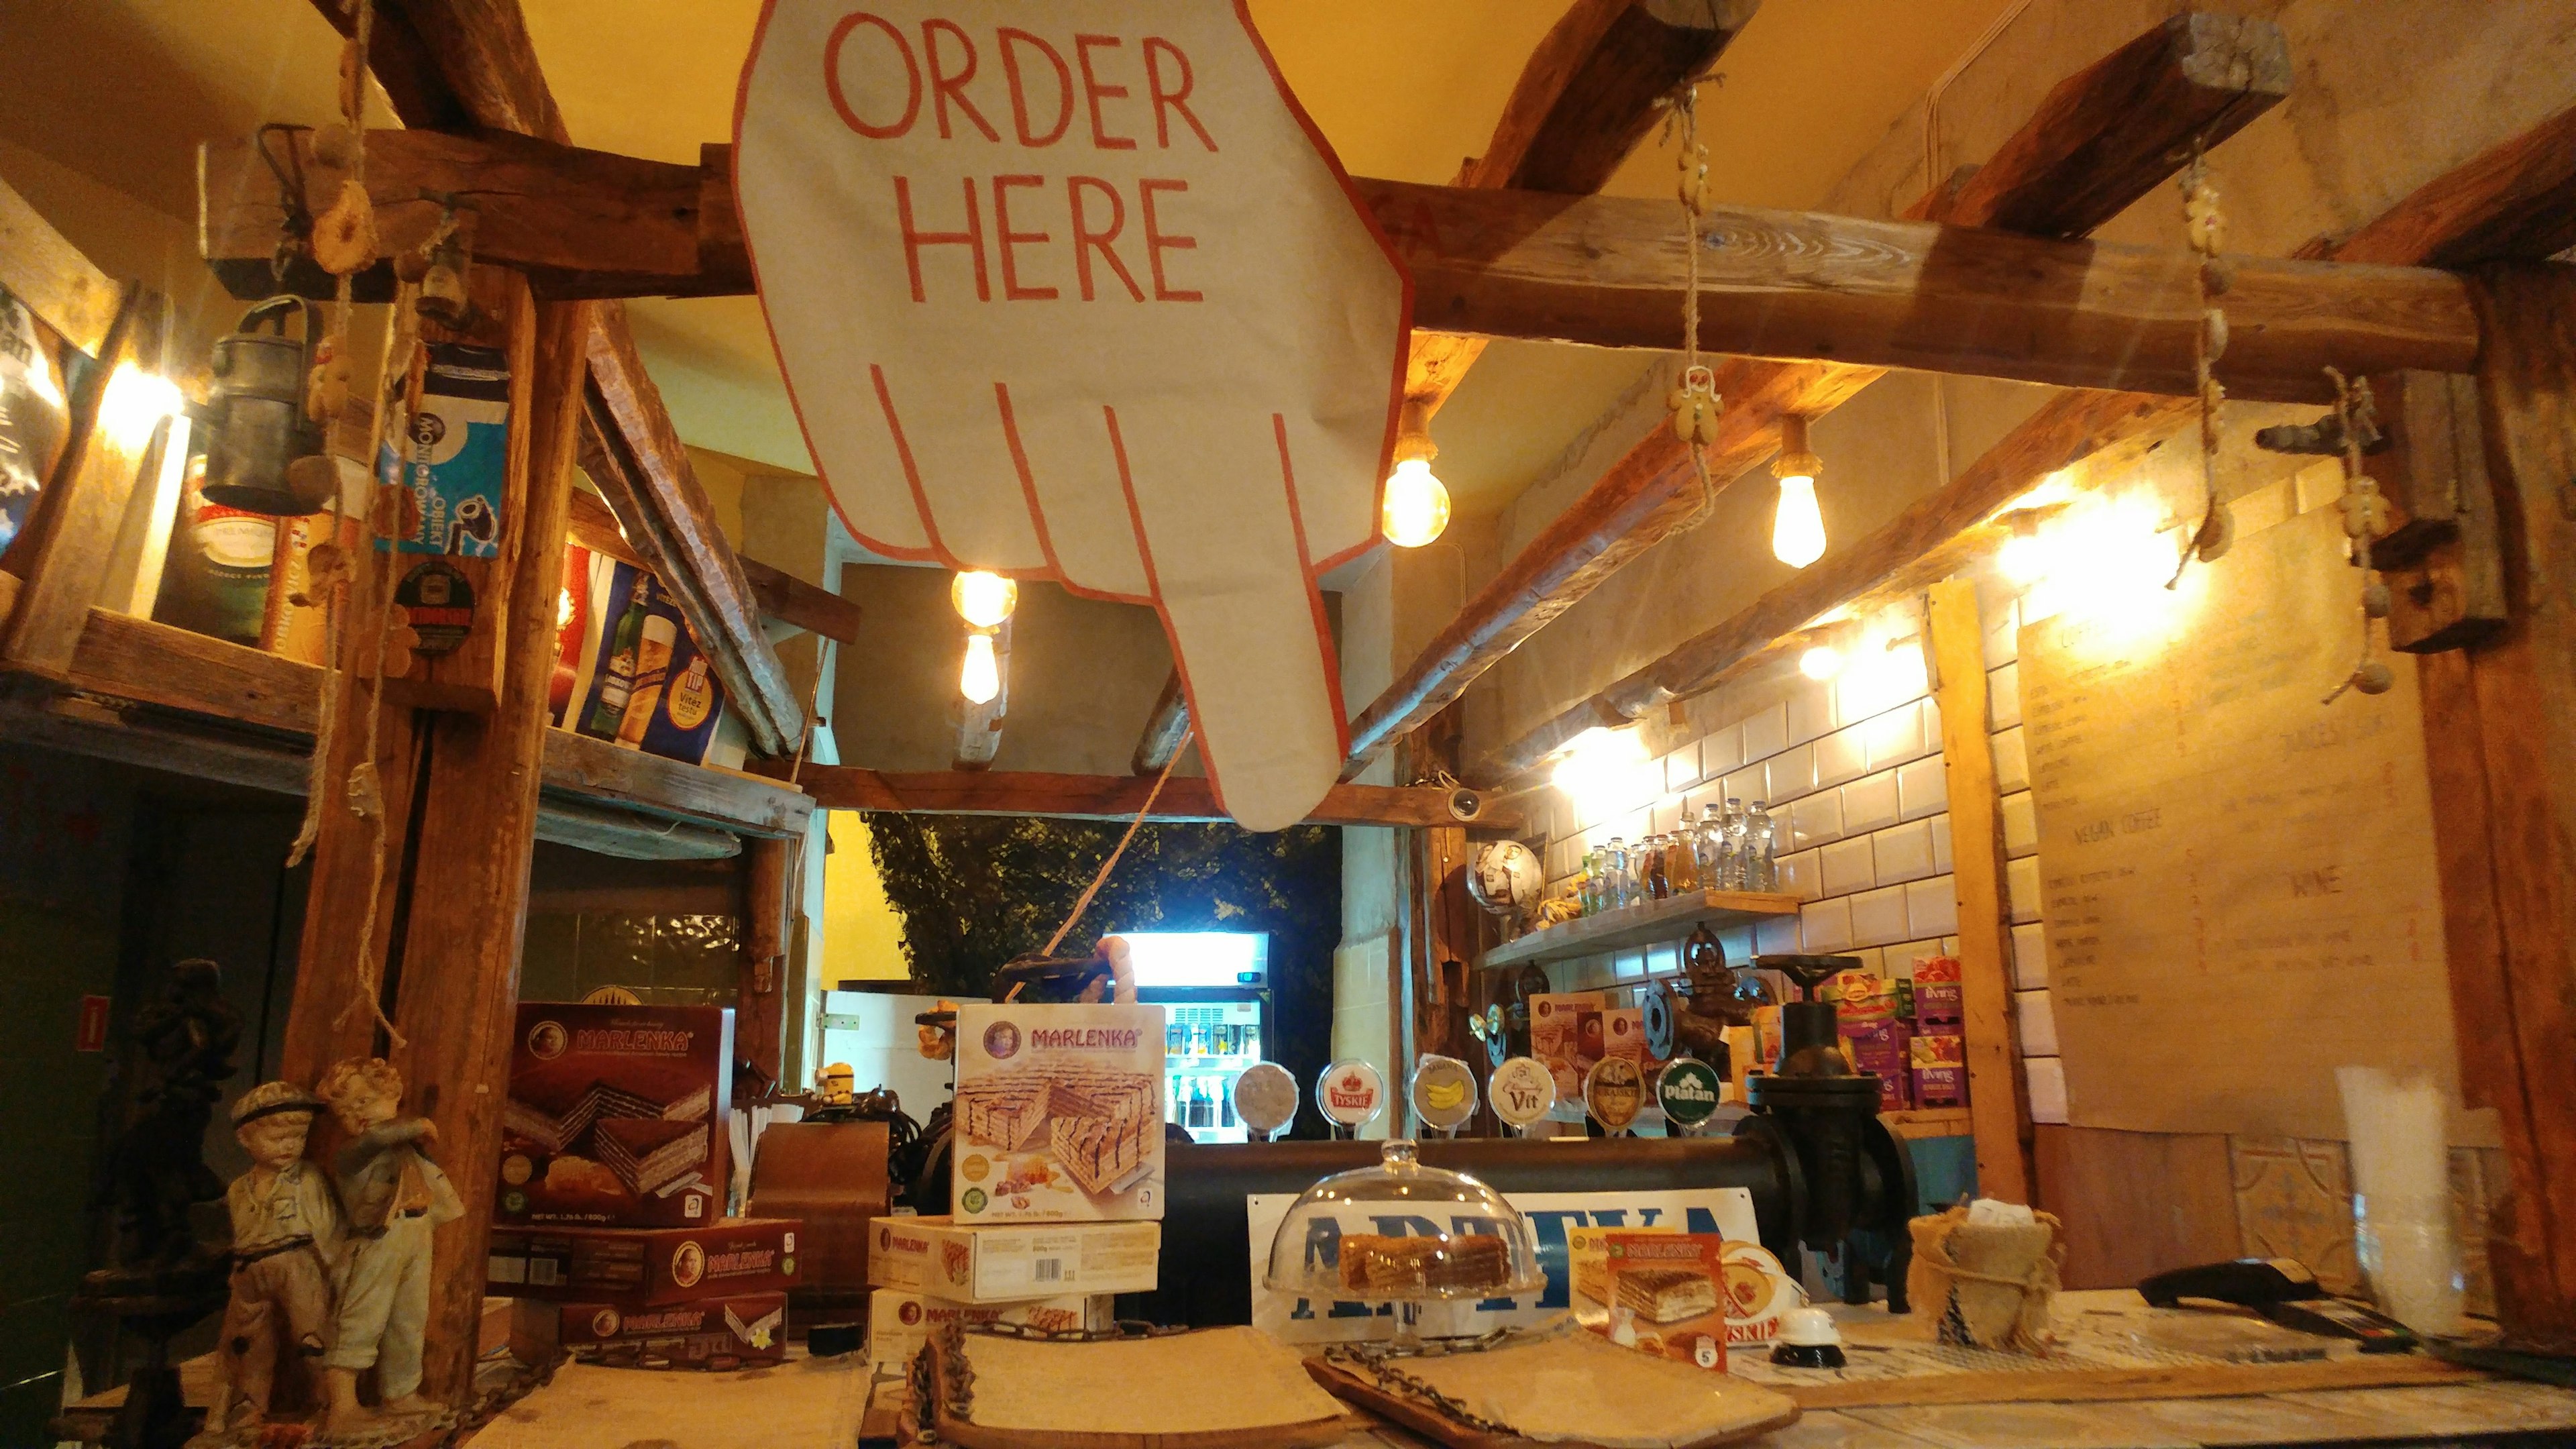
1073,35,1138,151
896,175,989,303
1069,177,1144,302
998,29,1073,148
1138,179,1200,302
824,13,919,140
1142,38,1216,152
922,19,1000,142
992,175,1057,301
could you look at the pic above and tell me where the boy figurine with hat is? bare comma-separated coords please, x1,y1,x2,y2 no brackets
316,1057,462,1432
209,1081,342,1432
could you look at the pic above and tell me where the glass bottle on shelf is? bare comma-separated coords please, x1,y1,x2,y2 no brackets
1748,801,1778,891
1576,852,1597,916
1719,800,1747,890
1605,837,1631,908
1696,806,1724,890
1670,809,1701,892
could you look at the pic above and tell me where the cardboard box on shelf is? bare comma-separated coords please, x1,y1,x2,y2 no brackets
489,1218,800,1306
1529,992,1605,1108
498,1003,732,1228
513,1292,789,1371
866,1290,1113,1375
1911,1031,1968,1108
869,1216,1159,1303
952,1002,1166,1223
1911,956,1964,1026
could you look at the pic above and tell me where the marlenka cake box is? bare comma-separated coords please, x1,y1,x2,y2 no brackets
498,1003,733,1227
952,1002,1165,1223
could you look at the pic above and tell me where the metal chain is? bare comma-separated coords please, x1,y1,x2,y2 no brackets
2322,368,2394,702
2171,148,2235,587
1320,1322,1552,1438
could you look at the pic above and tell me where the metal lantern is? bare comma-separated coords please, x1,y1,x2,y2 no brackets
201,296,333,516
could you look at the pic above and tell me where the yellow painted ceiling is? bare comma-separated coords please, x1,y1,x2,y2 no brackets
2,0,2017,518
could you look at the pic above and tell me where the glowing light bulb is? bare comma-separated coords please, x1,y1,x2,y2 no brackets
99,363,182,450
1772,474,1825,568
951,570,1018,628
1381,456,1451,547
1799,645,1844,680
1999,530,2049,585
959,630,1000,704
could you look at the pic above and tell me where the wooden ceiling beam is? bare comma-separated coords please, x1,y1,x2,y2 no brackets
798,765,1521,834
567,486,862,648
1472,95,2576,785
1340,11,2292,773
1131,668,1193,777
305,0,803,757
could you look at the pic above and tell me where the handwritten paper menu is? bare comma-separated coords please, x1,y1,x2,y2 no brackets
2019,506,2479,1142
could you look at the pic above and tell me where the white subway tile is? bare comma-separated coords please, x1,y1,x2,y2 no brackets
1921,695,1941,742
1864,701,1931,770
1849,885,1909,947
1651,797,1682,837
1664,743,1703,793
1755,913,1801,955
1700,723,1743,776
1897,755,1947,820
1645,942,1680,976
1844,947,1886,977
2026,1057,2068,1124
1719,925,1758,961
1819,836,1876,896
1982,597,2019,669
2007,855,2043,922
1776,847,1821,902
1615,951,1647,981
1842,770,1900,835
2011,920,2049,990
1872,820,1935,885
1799,897,1854,953
1941,934,1961,957
2017,989,2059,1056
1740,702,1789,762
1766,741,1817,803
1992,725,2030,793
1930,813,1953,873
1788,792,1843,850
1907,875,1960,938
1888,941,1941,975
2001,790,2038,857
1988,662,2023,729
1815,724,1868,790
1720,767,1765,806
1787,680,1835,745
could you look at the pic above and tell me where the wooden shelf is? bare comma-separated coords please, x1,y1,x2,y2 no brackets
0,608,810,859
1480,887,1801,969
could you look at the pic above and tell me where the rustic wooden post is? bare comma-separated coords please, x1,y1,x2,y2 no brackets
1925,579,2034,1203
741,835,792,1087
2418,262,2576,1349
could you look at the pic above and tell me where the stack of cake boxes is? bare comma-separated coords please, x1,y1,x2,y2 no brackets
488,1002,804,1370
1909,957,1970,1108
865,1001,1167,1373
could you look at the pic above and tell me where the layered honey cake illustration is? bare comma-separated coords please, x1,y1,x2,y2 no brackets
1617,1265,1721,1324
957,1063,1158,1195
595,1116,711,1197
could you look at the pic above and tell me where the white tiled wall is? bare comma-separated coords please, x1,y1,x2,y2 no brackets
1984,596,2066,1125
1533,649,1964,1000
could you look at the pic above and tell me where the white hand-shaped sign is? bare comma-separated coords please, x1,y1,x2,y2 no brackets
737,2,1410,830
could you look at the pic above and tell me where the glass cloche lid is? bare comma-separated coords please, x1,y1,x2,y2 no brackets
1264,1140,1545,1301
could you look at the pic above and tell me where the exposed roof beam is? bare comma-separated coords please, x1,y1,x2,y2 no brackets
1131,668,1193,777
1340,11,2292,773
798,766,1521,834
1474,95,2576,784
0,170,120,355
565,486,862,648
304,0,803,755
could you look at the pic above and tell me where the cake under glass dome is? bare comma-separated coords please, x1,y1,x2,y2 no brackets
1264,1140,1546,1322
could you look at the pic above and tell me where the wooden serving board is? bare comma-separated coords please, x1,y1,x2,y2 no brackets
1301,1358,1800,1449
1774,1350,2479,1409
931,1328,1354,1449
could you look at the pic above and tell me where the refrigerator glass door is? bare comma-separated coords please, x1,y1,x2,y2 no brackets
1162,998,1265,1144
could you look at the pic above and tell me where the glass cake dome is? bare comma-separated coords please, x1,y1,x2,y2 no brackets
1264,1140,1546,1303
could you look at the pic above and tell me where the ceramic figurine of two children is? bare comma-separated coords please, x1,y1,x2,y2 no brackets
208,1057,462,1438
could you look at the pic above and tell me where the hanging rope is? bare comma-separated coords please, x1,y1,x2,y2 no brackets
1659,82,1723,530
1038,727,1194,959
2321,368,2394,703
2170,146,2235,587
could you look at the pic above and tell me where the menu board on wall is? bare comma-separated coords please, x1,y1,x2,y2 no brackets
2019,506,2483,1143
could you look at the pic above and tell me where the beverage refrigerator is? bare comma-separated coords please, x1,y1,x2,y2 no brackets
1119,931,1274,1144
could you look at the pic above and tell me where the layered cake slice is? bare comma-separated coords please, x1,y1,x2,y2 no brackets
504,1097,570,1153
957,1069,1053,1150
661,1083,713,1122
1617,1265,1721,1324
559,1081,667,1147
596,1117,709,1197
1050,1109,1151,1195
1338,1234,1509,1295
1044,1063,1157,1125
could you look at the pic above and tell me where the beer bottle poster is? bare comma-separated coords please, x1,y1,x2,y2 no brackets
736,2,1410,830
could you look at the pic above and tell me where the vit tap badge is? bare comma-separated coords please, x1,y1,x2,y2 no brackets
1486,1056,1556,1132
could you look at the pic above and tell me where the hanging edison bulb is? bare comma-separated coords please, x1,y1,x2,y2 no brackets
951,570,1018,629
1771,414,1827,568
959,629,1001,704
1381,400,1450,548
